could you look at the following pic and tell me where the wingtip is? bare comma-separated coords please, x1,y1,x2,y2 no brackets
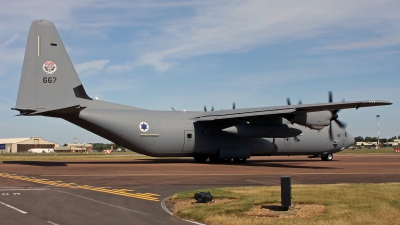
366,100,393,105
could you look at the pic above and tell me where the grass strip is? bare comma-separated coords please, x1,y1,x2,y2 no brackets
337,148,397,154
170,183,400,225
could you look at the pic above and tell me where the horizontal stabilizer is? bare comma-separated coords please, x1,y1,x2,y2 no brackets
12,105,85,116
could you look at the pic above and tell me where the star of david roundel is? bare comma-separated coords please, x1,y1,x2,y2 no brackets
43,61,57,74
139,122,149,132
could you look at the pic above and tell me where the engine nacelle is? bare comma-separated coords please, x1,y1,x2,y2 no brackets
293,111,331,130
222,124,302,138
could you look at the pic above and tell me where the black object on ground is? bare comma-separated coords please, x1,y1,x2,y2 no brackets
194,192,213,203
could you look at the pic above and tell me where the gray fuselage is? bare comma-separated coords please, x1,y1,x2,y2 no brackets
61,99,354,157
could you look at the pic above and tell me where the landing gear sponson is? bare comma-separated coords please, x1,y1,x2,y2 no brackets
194,155,248,163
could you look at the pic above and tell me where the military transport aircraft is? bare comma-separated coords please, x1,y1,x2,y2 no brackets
13,20,392,163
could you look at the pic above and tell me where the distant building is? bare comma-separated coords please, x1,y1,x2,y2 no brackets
387,139,400,147
0,137,60,153
356,139,400,148
355,142,378,147
54,143,93,153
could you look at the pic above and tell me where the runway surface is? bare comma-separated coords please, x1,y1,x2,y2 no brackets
1,154,399,225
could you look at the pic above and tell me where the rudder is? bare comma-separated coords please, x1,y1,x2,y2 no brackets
15,20,91,113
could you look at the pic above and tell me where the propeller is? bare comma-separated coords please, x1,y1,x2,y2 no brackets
287,98,302,105
328,91,347,141
232,102,236,109
204,106,214,111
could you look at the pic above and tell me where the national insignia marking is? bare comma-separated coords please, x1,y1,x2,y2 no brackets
139,122,149,132
43,61,57,74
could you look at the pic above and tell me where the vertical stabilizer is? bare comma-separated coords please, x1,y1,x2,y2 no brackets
15,20,91,112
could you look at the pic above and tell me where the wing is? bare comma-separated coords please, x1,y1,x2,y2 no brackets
191,100,392,121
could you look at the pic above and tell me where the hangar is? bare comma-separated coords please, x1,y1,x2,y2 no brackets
0,137,60,153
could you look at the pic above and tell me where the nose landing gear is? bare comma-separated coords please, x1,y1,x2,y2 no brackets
321,153,333,161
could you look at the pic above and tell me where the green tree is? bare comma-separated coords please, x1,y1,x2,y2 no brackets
388,136,396,142
354,136,364,142
365,137,377,142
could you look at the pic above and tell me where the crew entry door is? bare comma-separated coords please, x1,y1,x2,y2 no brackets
182,130,195,152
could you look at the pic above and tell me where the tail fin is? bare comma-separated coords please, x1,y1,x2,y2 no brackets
14,20,91,115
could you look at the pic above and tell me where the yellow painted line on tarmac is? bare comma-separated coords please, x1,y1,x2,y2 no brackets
0,172,159,201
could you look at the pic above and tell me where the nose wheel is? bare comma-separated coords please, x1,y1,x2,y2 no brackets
321,153,333,161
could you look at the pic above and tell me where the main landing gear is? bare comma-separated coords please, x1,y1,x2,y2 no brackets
193,155,208,163
193,155,247,163
308,153,334,161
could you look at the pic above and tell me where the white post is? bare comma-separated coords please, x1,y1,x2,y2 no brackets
376,115,380,149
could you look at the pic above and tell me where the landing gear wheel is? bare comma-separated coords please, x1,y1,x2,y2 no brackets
321,153,333,161
209,156,219,163
194,155,208,163
222,158,232,163
233,158,247,163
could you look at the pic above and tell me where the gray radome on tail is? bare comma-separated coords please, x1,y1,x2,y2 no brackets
15,20,91,114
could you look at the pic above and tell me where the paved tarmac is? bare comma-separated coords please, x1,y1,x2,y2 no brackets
1,154,399,225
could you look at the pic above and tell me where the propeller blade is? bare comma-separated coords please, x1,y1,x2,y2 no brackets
204,106,207,112
286,98,291,105
329,121,334,141
329,91,333,103
332,109,341,115
334,119,347,128
233,102,236,109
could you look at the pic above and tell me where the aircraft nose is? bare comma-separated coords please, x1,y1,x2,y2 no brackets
345,133,355,147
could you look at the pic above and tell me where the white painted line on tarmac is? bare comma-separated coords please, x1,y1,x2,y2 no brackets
161,196,173,215
0,187,56,190
0,201,27,214
55,190,160,218
246,180,267,185
161,196,208,225
47,221,59,225
181,219,209,225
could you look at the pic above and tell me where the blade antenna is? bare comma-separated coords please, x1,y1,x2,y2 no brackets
233,102,236,109
286,98,291,105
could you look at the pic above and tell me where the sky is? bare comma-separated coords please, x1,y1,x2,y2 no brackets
0,0,399,145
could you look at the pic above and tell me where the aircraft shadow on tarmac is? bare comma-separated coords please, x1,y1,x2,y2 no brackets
2,159,339,170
